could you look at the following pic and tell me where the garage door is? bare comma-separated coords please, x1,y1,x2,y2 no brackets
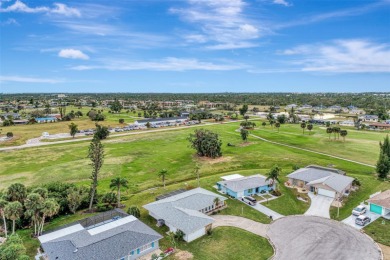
318,188,336,198
370,204,382,214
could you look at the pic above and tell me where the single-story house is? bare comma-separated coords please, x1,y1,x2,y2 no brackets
359,115,379,122
365,122,390,130
135,116,188,126
143,188,227,242
287,165,354,198
35,117,58,123
367,190,390,219
38,209,162,260
217,174,274,198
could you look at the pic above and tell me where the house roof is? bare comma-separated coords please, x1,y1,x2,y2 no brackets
217,174,271,192
287,165,352,193
136,116,188,124
143,188,226,234
367,190,390,209
221,174,244,181
39,215,162,260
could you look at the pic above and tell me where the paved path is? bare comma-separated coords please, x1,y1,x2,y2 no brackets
304,193,333,218
212,215,269,237
250,133,375,168
267,215,382,260
252,202,284,220
342,211,382,230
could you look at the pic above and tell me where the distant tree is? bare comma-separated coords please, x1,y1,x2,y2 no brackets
240,128,249,142
88,138,104,211
332,126,340,140
340,130,348,142
110,177,128,207
158,169,168,189
307,124,313,134
194,164,201,187
0,199,8,237
127,206,141,218
262,122,266,127
376,151,389,179
252,107,259,113
269,120,275,128
145,122,151,128
300,122,307,134
326,121,331,127
110,100,123,113
239,104,248,117
75,111,83,118
6,183,27,204
58,106,66,119
326,127,333,139
119,118,125,124
94,124,109,140
380,135,390,158
276,114,286,124
68,123,78,138
4,201,23,234
6,132,13,138
243,115,249,121
275,122,281,132
188,129,222,158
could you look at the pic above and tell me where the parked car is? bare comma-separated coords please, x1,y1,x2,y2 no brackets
352,205,367,216
355,215,371,226
241,196,256,206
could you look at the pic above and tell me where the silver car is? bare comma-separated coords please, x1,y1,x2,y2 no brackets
355,215,371,226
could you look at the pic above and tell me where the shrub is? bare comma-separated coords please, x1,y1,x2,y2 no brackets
127,206,141,218
6,132,13,138
271,190,282,196
119,118,125,124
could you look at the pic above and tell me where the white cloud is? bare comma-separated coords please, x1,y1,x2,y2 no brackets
273,0,291,7
170,0,261,50
58,49,89,60
70,57,247,71
279,40,390,73
0,18,19,26
0,0,81,17
0,76,64,83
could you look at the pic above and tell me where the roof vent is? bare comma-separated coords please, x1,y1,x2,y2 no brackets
73,248,78,253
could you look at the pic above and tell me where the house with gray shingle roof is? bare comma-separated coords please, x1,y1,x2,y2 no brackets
38,209,162,260
143,188,227,242
287,165,353,198
367,190,390,219
217,174,274,198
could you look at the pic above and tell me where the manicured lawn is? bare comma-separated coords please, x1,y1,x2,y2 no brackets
364,218,390,246
175,227,273,260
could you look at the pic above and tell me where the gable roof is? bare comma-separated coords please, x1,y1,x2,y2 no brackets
217,174,271,192
287,165,352,193
367,190,390,209
39,215,162,260
143,188,226,234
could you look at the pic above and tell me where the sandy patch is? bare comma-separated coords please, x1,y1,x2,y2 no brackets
195,155,233,164
173,250,194,260
238,142,254,147
379,243,390,260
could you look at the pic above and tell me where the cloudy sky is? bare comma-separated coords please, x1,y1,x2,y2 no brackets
0,0,389,93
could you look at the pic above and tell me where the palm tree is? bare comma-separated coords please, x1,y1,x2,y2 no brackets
158,169,168,189
300,122,307,134
4,201,23,234
332,126,340,140
194,164,201,187
7,183,27,203
275,122,281,132
262,122,266,127
110,177,129,207
213,197,221,209
39,198,60,235
307,124,313,134
266,165,282,190
0,199,8,237
326,127,333,139
24,193,44,236
340,130,348,142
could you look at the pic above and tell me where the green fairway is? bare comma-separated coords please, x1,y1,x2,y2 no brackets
364,218,390,246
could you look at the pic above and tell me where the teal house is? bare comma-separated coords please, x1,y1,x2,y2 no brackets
367,190,390,219
217,174,274,198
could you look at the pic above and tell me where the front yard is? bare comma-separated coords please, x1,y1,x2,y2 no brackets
364,218,390,246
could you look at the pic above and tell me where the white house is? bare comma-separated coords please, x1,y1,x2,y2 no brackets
143,188,227,242
135,116,188,126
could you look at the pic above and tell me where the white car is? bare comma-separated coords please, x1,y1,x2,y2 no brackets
352,205,367,216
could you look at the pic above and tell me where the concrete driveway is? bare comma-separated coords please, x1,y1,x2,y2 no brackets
212,215,269,237
304,193,333,218
238,199,284,220
342,210,382,230
267,215,382,260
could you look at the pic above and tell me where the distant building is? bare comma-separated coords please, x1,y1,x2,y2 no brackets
135,116,188,126
217,174,274,198
38,209,162,260
358,115,379,122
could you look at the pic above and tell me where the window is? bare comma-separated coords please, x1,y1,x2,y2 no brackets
139,243,152,253
247,189,253,193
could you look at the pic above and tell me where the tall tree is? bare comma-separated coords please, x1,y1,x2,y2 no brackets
4,201,23,234
380,135,390,158
158,169,168,189
266,165,282,190
239,104,248,117
39,198,60,235
332,126,341,140
58,105,66,119
6,183,27,204
94,123,110,140
67,187,86,214
307,124,313,134
188,129,222,158
326,127,333,139
240,128,249,142
376,151,389,179
275,122,281,132
110,177,129,207
88,137,105,211
110,99,123,113
300,122,307,134
0,199,8,237
340,130,348,142
194,164,201,187
262,122,266,127
68,123,78,138
24,193,44,236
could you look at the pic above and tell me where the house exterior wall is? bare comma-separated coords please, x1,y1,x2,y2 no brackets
186,227,206,242
243,185,272,196
128,240,159,260
383,207,390,216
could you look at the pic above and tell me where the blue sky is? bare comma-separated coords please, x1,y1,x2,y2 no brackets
0,0,389,93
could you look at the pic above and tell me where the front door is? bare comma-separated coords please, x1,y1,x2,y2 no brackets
256,187,259,193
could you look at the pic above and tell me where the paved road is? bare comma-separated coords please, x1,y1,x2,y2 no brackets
304,193,333,218
212,215,269,237
250,133,375,168
267,215,382,260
